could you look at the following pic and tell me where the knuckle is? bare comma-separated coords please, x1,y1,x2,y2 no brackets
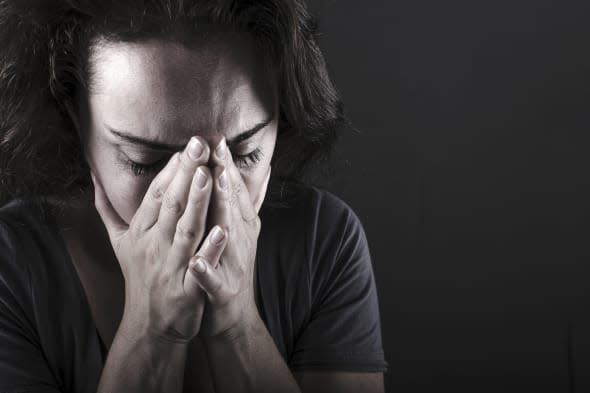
244,215,261,231
219,189,230,203
178,153,196,172
209,280,223,296
235,263,247,277
150,183,166,202
229,192,239,208
195,255,210,266
253,216,261,233
127,213,140,230
233,182,243,195
188,189,207,205
175,223,199,242
164,194,183,215
231,183,242,201
129,219,143,237
220,283,238,299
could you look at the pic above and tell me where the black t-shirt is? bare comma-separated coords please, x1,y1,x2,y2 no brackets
0,184,388,393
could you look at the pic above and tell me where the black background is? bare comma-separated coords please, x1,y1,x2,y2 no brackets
310,1,590,392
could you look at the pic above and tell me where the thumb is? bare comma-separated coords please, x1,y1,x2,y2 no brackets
91,172,128,243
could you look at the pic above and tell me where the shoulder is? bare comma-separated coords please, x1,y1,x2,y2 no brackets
307,185,364,236
0,198,88,392
261,181,370,286
0,197,56,267
0,197,60,305
302,184,359,220
0,198,55,347
262,181,363,235
0,197,54,237
274,186,387,373
0,197,47,267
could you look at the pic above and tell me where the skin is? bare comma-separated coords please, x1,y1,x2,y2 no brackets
62,33,383,393
81,36,276,223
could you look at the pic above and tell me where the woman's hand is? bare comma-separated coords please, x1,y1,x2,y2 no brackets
90,136,230,344
191,137,271,340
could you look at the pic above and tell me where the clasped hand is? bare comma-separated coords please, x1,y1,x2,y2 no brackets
90,136,270,344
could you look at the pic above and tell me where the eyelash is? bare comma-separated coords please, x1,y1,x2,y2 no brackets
125,147,263,177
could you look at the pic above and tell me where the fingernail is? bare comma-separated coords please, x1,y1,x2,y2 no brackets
218,169,228,191
215,138,227,159
194,167,208,189
187,137,204,161
211,226,225,245
193,258,207,273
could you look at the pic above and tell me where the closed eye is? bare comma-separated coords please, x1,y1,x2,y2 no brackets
123,147,263,177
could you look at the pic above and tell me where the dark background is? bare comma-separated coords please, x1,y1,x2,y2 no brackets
309,1,590,392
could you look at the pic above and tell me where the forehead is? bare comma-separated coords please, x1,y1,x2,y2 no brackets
86,35,276,145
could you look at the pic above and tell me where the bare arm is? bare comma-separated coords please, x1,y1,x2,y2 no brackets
191,141,299,392
96,315,188,393
202,314,384,393
91,137,223,392
192,140,385,393
203,313,301,393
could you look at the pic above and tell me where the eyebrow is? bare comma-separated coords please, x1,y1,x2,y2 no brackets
107,115,274,152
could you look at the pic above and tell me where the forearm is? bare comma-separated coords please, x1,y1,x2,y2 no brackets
97,317,188,393
203,313,301,393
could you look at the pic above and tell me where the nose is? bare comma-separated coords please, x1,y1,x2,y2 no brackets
198,134,226,167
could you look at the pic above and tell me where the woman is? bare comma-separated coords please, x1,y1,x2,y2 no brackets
0,0,387,392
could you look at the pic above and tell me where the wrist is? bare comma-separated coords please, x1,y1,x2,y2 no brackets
202,302,262,344
118,310,193,349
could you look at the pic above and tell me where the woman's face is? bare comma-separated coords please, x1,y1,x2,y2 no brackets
79,35,278,223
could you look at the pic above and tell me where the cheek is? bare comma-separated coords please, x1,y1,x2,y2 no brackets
81,110,150,223
89,147,151,224
240,172,259,203
239,132,275,203
97,169,148,224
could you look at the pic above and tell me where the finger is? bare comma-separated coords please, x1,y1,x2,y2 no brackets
196,225,227,269
210,138,258,224
188,256,225,301
170,166,212,264
187,256,225,301
206,164,231,241
253,165,271,214
91,171,128,242
130,152,181,233
157,137,210,243
183,225,227,297
223,147,259,225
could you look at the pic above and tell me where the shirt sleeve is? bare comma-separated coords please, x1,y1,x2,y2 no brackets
0,219,62,392
289,190,388,372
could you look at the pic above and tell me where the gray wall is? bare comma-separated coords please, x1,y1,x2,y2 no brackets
311,1,590,392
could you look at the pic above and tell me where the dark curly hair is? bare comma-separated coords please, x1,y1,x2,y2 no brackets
0,0,346,209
